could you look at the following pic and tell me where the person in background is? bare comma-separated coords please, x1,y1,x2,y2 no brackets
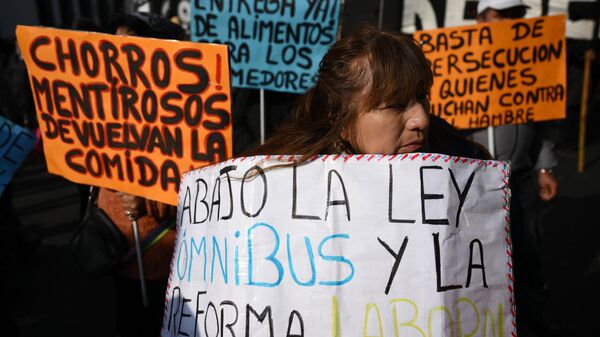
0,38,27,337
0,37,41,336
473,1,559,212
469,1,559,336
97,12,185,337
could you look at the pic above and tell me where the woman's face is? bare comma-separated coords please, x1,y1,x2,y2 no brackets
348,100,430,154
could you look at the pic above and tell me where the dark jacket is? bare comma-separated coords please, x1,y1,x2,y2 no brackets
429,115,492,160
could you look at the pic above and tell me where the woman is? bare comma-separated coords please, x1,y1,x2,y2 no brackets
246,25,489,160
97,12,184,337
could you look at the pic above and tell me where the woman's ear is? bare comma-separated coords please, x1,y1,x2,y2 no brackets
337,125,357,154
340,123,355,145
340,127,349,142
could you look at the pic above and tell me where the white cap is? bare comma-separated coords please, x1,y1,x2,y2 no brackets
477,0,530,15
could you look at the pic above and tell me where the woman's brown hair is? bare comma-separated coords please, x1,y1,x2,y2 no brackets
244,25,433,162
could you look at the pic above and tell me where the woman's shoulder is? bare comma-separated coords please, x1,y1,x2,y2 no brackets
428,116,492,160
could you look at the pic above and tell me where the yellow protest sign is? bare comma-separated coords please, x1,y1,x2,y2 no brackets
16,25,232,205
414,15,566,129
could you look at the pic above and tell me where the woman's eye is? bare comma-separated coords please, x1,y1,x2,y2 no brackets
386,104,404,111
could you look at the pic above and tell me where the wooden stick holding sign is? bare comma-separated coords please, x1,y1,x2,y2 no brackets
378,0,385,29
487,126,496,158
131,219,149,307
260,89,266,144
337,0,346,39
578,49,596,173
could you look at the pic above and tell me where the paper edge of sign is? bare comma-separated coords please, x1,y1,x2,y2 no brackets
15,24,231,52
181,153,508,178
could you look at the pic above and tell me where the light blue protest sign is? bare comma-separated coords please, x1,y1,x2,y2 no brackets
192,0,341,93
0,116,35,196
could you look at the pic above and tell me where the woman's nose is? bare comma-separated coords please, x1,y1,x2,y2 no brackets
406,104,429,131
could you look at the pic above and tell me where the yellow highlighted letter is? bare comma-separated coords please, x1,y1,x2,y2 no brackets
332,296,341,337
389,298,426,337
428,306,455,337
363,303,385,337
454,297,480,337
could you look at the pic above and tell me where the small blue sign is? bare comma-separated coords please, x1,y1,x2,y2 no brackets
192,0,341,93
0,116,35,196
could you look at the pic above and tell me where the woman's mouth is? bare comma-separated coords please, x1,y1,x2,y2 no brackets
398,141,423,153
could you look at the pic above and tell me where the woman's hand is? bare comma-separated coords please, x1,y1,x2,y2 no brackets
538,169,558,201
116,192,145,220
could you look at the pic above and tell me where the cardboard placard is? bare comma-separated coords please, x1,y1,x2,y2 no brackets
191,0,341,93
162,154,514,337
0,116,35,196
414,15,566,129
16,25,232,205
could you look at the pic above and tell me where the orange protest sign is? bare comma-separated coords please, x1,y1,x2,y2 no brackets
16,25,231,205
414,15,566,129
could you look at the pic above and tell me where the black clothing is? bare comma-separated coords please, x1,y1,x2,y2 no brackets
428,115,492,160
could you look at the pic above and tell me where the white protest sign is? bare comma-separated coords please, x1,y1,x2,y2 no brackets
162,154,515,337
